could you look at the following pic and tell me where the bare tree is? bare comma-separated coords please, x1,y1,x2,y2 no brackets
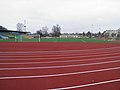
86,31,92,38
83,32,86,36
117,32,120,40
36,26,49,37
52,24,61,37
98,31,102,38
37,29,42,35
41,26,49,37
17,23,24,31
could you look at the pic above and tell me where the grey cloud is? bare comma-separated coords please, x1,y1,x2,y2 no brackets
0,0,120,33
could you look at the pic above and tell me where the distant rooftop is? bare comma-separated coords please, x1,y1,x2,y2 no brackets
0,29,30,34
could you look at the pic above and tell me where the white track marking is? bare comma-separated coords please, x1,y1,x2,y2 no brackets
49,79,120,90
0,52,119,60
0,67,120,79
0,55,120,65
0,46,120,54
0,50,120,58
0,59,120,70
1,47,120,56
81,40,86,42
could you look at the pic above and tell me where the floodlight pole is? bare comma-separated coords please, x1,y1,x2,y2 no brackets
24,20,26,32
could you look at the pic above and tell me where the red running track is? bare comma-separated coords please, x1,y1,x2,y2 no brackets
0,42,120,90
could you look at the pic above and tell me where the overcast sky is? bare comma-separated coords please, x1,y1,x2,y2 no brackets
0,0,120,33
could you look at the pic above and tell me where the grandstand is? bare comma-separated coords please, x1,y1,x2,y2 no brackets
0,34,8,39
0,29,29,40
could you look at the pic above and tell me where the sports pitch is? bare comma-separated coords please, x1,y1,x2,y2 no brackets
0,38,112,43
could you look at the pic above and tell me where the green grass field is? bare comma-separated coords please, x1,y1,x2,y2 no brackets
0,38,113,43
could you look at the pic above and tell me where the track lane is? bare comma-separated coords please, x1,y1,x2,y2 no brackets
0,56,120,68
0,60,120,76
0,67,120,90
0,43,120,90
0,43,120,52
49,79,120,90
0,49,120,59
0,45,120,55
0,52,120,63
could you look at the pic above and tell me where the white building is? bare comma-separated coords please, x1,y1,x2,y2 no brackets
60,35,79,38
104,28,120,39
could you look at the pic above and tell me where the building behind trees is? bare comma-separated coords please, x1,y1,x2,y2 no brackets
103,29,120,40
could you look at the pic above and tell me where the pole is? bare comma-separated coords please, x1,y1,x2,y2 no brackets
24,20,26,32
15,35,16,42
20,35,23,42
39,34,41,42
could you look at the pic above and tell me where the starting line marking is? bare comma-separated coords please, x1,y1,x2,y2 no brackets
0,59,120,70
0,66,120,79
48,78,120,90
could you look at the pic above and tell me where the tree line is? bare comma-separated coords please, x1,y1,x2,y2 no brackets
36,24,103,38
1,24,120,39
62,31,104,38
36,24,61,37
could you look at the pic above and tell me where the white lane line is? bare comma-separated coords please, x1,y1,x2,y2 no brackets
0,59,120,70
0,46,120,54
0,55,120,65
0,66,120,80
0,50,120,58
49,78,120,90
1,47,120,56
0,52,119,60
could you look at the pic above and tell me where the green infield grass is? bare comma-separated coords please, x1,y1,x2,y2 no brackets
0,38,113,43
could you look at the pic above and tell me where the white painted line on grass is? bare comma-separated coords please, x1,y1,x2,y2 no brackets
0,59,120,70
81,40,86,43
0,66,120,80
48,78,120,90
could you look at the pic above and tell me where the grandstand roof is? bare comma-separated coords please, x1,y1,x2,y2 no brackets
0,30,30,34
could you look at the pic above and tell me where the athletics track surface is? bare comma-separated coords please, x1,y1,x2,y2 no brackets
0,43,120,90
